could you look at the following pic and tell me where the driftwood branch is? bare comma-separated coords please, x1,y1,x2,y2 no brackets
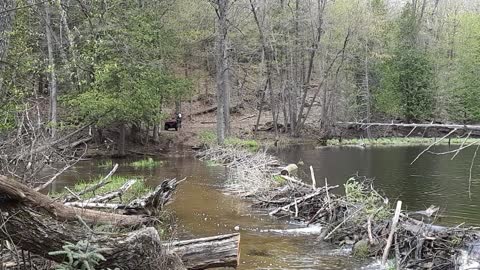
382,200,402,265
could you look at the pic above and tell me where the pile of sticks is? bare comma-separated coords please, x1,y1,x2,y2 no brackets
198,145,479,268
255,175,479,269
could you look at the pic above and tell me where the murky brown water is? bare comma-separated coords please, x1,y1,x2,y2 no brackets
51,145,480,269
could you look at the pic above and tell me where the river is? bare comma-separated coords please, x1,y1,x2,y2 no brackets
51,145,480,269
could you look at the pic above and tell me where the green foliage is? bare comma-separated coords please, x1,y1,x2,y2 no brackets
97,160,114,168
272,175,286,185
48,240,107,270
448,14,480,123
61,0,192,128
198,130,217,146
224,137,260,152
198,130,259,151
129,158,163,169
344,178,389,220
375,3,434,121
377,48,434,121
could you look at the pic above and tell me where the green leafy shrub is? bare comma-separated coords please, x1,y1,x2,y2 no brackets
344,178,390,220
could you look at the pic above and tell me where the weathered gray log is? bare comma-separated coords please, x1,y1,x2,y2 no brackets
85,178,137,203
63,202,128,209
170,233,240,269
338,121,480,131
0,175,151,227
128,178,184,215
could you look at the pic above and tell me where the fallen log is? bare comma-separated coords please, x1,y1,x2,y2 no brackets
63,201,129,209
0,205,238,269
170,233,240,269
338,121,480,132
0,176,241,269
0,175,151,227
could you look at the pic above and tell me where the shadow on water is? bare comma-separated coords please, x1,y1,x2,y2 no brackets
52,144,480,269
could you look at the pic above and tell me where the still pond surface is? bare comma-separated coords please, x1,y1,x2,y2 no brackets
53,145,480,269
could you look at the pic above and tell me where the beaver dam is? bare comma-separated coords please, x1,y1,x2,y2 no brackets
199,146,480,269
3,145,480,269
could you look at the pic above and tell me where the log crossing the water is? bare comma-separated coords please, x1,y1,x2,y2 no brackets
338,121,480,131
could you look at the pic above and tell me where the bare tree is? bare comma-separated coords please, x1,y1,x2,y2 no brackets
44,1,59,138
0,0,15,94
215,0,230,144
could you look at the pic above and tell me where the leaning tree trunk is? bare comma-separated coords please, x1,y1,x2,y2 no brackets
44,1,58,138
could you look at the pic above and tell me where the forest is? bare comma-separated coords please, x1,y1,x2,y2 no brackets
1,0,480,269
1,0,480,146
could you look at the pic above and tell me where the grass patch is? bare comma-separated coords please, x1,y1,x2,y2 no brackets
130,158,162,169
199,130,217,145
61,175,152,203
328,137,480,146
98,159,114,168
198,130,260,152
225,137,259,152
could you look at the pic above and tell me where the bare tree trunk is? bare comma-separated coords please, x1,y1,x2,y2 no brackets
364,39,372,138
224,41,231,136
0,0,15,94
44,1,58,138
57,0,81,91
249,0,278,138
215,0,229,144
254,80,268,134
295,0,326,136
153,124,159,142
119,123,126,156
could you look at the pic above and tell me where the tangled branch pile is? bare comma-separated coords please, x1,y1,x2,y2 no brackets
199,146,480,269
197,146,280,195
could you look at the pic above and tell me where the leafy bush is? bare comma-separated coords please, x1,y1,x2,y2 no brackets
344,178,390,220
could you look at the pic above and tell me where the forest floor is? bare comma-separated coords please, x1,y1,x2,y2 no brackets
82,95,480,157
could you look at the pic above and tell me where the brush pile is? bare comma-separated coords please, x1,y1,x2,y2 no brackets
197,146,280,195
199,146,480,269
